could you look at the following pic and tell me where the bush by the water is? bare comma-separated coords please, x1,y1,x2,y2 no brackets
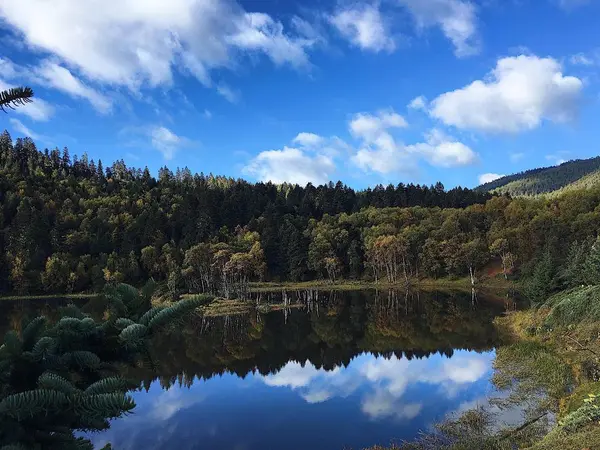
541,285,600,328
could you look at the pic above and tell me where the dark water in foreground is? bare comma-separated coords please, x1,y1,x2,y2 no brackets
0,289,510,450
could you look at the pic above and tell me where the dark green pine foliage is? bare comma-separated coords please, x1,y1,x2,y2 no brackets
526,249,558,305
0,282,210,449
584,237,600,285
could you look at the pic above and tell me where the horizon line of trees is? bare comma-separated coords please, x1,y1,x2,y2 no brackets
0,131,493,295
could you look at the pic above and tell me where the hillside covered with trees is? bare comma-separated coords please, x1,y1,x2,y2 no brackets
0,132,491,295
2,131,600,298
477,156,600,196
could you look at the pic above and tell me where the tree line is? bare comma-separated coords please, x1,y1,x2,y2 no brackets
0,132,491,295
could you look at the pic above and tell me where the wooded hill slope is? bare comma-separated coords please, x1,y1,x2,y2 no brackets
477,156,600,196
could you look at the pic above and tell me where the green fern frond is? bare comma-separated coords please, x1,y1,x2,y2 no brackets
147,297,203,331
84,377,130,395
0,389,68,419
59,304,86,319
38,372,80,395
75,393,135,419
138,306,165,326
118,323,148,345
140,279,157,300
21,316,47,349
115,318,136,330
31,336,57,360
62,351,101,370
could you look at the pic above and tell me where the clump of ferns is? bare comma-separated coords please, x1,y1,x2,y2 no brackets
0,283,210,449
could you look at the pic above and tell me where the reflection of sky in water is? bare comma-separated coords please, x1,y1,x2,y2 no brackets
87,350,495,450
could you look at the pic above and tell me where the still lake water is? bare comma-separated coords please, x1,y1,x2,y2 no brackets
0,289,510,450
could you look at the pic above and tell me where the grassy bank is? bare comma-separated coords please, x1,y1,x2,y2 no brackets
250,276,516,293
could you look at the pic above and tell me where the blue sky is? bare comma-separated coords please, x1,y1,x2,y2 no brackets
1,0,599,189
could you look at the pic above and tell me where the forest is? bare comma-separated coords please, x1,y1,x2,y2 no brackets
0,131,491,295
2,131,600,298
476,155,600,196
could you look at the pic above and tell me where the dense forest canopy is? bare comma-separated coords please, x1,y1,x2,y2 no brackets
0,131,491,294
1,131,600,297
476,156,600,197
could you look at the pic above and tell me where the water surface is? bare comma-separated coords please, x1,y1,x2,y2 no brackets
1,289,508,449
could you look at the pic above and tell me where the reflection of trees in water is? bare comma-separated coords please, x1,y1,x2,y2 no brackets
0,290,510,393
119,289,505,390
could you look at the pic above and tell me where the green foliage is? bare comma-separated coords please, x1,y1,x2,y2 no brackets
0,282,212,449
525,250,557,305
542,285,600,328
477,156,600,196
558,393,600,432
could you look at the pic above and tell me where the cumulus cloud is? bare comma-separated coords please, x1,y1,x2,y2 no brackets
329,3,396,52
408,95,427,110
349,110,415,175
243,146,335,186
0,0,320,100
292,132,325,147
0,77,54,121
430,55,583,133
478,173,505,184
407,129,478,167
397,0,480,57
150,126,192,160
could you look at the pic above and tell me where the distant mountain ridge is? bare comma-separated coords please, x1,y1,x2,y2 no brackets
476,156,600,196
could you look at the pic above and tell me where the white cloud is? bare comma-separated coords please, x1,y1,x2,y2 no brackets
203,109,212,119
397,0,479,57
263,360,322,389
350,110,408,138
407,128,478,168
570,52,594,66
478,173,505,184
546,152,570,165
292,132,325,148
430,55,583,133
33,61,112,113
9,118,41,140
243,146,335,186
349,110,414,175
408,95,427,110
0,78,54,121
216,84,239,103
149,126,192,160
0,0,319,99
329,3,395,53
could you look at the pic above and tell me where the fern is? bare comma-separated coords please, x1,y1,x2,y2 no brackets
59,304,86,319
21,317,47,350
84,377,130,395
147,297,203,331
0,389,68,419
75,393,135,419
118,323,148,345
31,336,57,361
114,318,136,330
62,351,101,370
37,372,80,395
138,306,165,326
